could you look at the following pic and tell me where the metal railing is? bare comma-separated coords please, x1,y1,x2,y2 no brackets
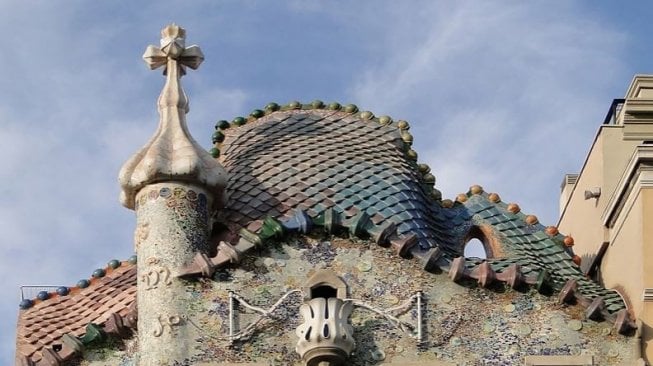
20,285,61,301
603,98,625,125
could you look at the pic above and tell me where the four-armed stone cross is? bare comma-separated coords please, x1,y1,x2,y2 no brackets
142,24,204,114
143,23,204,75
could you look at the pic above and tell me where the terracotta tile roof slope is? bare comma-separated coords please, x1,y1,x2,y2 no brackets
216,107,462,256
16,260,137,364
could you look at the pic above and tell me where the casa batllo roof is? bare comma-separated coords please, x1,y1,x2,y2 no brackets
15,100,635,365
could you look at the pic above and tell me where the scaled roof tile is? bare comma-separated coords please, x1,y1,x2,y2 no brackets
218,109,450,252
16,262,137,363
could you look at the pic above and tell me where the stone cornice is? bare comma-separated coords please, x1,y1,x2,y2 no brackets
618,75,653,126
602,144,653,228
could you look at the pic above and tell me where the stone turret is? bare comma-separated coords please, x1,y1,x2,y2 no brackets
118,24,227,366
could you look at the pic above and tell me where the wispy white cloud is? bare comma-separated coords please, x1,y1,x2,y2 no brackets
348,1,627,225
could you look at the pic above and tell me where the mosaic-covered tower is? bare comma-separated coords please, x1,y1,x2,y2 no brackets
118,24,227,365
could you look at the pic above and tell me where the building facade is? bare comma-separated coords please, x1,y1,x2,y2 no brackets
14,25,648,366
559,75,653,364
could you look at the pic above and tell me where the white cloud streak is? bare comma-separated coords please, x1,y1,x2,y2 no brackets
348,1,627,225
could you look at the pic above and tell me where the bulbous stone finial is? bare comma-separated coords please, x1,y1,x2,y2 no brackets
119,24,227,210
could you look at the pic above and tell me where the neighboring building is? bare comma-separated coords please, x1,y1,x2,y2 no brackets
14,25,648,365
559,75,653,364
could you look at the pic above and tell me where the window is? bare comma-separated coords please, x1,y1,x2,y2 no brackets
464,238,487,259
463,225,497,258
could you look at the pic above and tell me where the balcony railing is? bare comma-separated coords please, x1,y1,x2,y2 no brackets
20,285,61,301
602,98,625,125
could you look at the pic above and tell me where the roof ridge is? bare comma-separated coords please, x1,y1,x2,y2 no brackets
208,100,441,201
453,186,631,314
18,255,137,310
455,184,578,260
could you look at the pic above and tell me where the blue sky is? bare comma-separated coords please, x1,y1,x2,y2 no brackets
1,1,652,363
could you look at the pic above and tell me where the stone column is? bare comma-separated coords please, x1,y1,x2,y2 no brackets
119,24,227,366
133,183,213,365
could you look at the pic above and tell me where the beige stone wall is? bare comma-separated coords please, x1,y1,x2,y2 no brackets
603,194,643,316
643,303,653,365
558,126,640,272
601,128,642,202
640,189,653,362
558,129,605,273
557,79,653,364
